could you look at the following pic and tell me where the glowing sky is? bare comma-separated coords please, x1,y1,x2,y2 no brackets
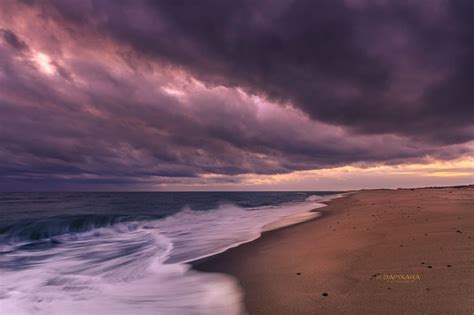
0,0,472,191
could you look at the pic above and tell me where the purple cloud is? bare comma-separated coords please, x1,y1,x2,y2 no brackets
0,0,472,190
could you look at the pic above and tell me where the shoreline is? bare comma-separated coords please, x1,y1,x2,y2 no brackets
194,187,473,314
191,193,345,266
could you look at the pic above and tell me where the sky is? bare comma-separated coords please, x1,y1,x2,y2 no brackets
0,0,472,191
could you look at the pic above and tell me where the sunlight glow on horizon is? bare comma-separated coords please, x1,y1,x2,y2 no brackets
154,157,473,191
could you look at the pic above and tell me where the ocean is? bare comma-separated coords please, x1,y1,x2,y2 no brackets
0,191,342,314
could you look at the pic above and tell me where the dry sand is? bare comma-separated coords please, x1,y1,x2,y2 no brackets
195,187,474,314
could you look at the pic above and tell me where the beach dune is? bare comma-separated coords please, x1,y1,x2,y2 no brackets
195,187,474,314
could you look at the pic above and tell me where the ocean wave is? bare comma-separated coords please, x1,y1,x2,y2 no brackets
0,194,341,314
0,214,161,244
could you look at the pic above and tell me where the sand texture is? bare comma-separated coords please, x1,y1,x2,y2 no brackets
195,187,474,314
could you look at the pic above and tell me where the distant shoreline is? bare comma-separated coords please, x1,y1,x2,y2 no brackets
194,186,474,314
1,184,472,193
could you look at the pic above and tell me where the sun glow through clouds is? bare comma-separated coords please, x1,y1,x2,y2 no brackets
33,52,55,75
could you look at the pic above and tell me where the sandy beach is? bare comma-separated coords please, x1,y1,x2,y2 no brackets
195,187,474,314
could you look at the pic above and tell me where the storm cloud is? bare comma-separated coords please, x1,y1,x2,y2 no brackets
0,0,472,190
43,0,474,142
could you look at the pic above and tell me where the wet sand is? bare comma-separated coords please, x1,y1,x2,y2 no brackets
194,187,474,314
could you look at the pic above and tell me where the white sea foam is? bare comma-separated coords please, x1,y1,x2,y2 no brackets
0,194,343,314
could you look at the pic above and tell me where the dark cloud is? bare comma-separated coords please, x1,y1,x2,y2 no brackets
0,29,29,51
36,0,474,144
0,0,472,190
